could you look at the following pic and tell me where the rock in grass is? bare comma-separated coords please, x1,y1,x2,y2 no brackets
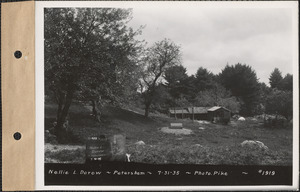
241,140,268,150
193,144,203,147
238,117,246,121
197,120,210,124
135,141,145,145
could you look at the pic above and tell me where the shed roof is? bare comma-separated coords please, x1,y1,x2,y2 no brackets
208,106,231,112
169,109,189,114
187,107,208,114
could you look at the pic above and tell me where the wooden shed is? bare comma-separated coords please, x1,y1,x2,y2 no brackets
207,106,231,124
187,107,209,120
169,108,190,119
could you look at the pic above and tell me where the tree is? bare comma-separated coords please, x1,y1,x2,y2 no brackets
164,65,188,88
194,67,215,92
149,84,171,113
218,97,241,114
269,68,283,89
219,63,260,116
255,82,272,115
279,74,293,91
140,39,181,117
45,8,143,141
265,90,293,121
182,75,198,103
163,65,189,105
258,82,272,101
194,84,241,113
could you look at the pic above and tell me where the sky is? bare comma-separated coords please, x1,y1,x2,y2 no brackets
127,3,296,85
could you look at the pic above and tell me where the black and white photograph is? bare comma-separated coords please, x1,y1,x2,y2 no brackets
36,1,298,190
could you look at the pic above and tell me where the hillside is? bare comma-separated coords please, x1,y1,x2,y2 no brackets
45,102,293,165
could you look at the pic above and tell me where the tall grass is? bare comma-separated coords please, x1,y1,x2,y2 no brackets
45,148,85,163
127,144,292,165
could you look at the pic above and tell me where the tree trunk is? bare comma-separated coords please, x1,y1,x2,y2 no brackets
144,102,151,117
91,99,101,122
192,107,194,122
56,92,65,121
181,107,183,119
55,90,74,143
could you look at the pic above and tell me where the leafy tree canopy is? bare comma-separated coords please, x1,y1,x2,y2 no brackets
265,90,293,120
195,84,240,113
45,8,143,141
219,63,260,116
140,39,182,117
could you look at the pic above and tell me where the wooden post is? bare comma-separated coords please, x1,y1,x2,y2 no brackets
174,108,177,120
192,107,194,122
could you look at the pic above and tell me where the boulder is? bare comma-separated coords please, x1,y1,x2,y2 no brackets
193,144,203,147
241,140,268,150
197,120,210,124
238,117,246,121
135,141,145,145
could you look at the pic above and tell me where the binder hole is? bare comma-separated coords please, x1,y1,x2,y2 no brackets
13,132,22,140
14,50,22,59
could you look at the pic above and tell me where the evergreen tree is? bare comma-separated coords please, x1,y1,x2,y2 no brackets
164,65,190,107
279,74,293,91
194,67,215,92
269,68,283,89
219,63,260,116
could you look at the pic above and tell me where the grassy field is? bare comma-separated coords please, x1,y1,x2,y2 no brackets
45,102,293,165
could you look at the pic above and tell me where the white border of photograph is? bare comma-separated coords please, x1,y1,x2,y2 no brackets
36,1,299,190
